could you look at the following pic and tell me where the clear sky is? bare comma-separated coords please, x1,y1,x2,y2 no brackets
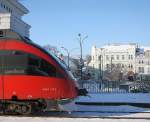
21,0,150,55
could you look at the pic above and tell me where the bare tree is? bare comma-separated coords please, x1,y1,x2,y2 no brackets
85,55,91,65
104,63,127,81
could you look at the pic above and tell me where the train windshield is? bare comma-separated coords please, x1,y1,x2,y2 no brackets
47,51,68,70
27,41,76,80
45,50,77,80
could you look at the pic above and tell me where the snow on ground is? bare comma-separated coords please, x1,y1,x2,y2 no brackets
76,93,150,103
61,93,150,112
61,101,150,112
75,105,150,112
0,117,149,122
1,93,150,122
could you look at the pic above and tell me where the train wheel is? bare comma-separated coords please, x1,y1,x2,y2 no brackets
15,105,21,113
7,104,16,112
20,104,32,115
6,103,32,115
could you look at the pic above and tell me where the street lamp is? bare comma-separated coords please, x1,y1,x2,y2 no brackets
77,33,88,80
61,47,79,69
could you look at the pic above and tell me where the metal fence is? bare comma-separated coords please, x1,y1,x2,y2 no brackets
79,80,150,93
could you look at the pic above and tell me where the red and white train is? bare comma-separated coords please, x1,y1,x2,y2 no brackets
0,30,87,114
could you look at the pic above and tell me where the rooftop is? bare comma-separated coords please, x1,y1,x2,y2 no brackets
7,0,29,14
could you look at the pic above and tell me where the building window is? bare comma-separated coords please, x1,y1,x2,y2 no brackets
128,55,133,60
139,61,141,64
131,64,133,69
122,55,125,60
111,55,114,60
131,55,133,60
116,64,120,67
106,55,109,60
98,55,102,61
139,67,144,73
128,55,130,60
128,64,133,68
148,67,150,73
106,64,109,69
116,55,119,60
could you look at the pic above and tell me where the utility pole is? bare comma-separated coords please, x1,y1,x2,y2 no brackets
77,33,88,80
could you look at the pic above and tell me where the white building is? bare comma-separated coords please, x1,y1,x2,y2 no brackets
136,50,150,75
89,43,150,80
0,0,30,37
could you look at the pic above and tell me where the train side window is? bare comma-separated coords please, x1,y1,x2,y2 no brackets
0,50,64,78
40,59,64,78
4,55,28,75
28,55,40,67
28,54,64,78
0,31,3,37
40,59,56,77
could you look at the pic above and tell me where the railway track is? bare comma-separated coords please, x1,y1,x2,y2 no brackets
0,111,150,120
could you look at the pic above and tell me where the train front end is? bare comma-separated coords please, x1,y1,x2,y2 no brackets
0,30,86,114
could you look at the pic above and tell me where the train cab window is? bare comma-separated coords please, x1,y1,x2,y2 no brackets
27,53,63,78
40,59,56,77
28,55,40,67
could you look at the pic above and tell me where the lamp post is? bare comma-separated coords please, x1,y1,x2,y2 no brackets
77,33,88,80
61,47,79,69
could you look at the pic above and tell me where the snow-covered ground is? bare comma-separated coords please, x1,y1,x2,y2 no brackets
75,105,150,112
61,93,150,112
0,117,149,122
1,93,150,122
76,93,150,103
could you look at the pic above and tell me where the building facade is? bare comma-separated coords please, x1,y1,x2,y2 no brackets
136,50,150,75
0,0,30,37
89,43,150,80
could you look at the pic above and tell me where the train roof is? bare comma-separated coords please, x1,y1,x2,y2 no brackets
0,29,68,72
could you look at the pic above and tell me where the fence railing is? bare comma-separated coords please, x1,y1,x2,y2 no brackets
79,80,150,93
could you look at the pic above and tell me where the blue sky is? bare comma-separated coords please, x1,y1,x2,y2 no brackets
21,0,150,55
